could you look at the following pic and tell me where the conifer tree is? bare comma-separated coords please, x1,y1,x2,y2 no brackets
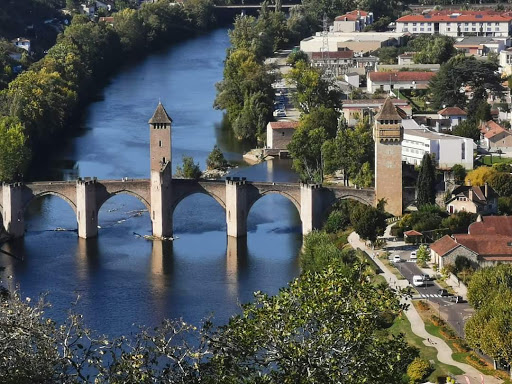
416,153,436,207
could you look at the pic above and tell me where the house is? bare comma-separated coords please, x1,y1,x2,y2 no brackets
479,120,512,151
266,121,299,152
81,3,96,17
333,10,374,33
366,71,435,93
396,10,512,37
499,47,512,75
99,16,115,25
398,52,415,65
11,38,31,53
402,121,474,169
376,63,440,72
341,99,411,127
454,36,505,56
431,216,512,269
437,107,467,129
445,184,498,215
344,72,359,88
310,50,354,77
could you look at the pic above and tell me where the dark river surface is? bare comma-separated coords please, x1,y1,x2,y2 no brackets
0,29,303,336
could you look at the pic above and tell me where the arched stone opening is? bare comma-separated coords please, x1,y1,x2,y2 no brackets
172,192,226,235
24,193,77,232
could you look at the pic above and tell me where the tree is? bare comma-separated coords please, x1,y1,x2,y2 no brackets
467,264,512,310
207,265,416,383
452,119,480,141
451,164,466,184
350,202,387,245
428,55,504,110
286,50,309,66
288,125,327,183
375,46,398,64
407,357,433,383
285,60,342,114
300,230,349,272
441,211,476,234
352,161,373,188
488,172,512,196
114,8,147,53
0,116,31,182
416,245,430,266
499,196,512,215
412,36,456,64
465,166,497,186
66,0,80,12
175,156,201,179
416,153,437,207
206,145,227,170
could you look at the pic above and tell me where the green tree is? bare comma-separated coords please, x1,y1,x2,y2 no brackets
175,155,201,179
66,0,80,12
488,172,512,196
451,164,466,184
416,245,430,266
286,49,309,67
301,230,347,272
353,161,373,188
375,46,398,64
350,202,387,245
499,196,512,215
206,145,228,170
285,60,342,114
114,8,146,53
0,116,31,182
467,264,512,310
288,125,327,183
452,119,480,141
441,211,476,234
207,265,415,383
412,36,456,64
416,153,437,207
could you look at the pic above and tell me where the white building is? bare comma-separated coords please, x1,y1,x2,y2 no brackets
402,120,474,170
300,32,406,54
11,38,31,53
367,71,435,93
500,48,512,76
332,10,374,33
396,10,512,37
437,107,467,129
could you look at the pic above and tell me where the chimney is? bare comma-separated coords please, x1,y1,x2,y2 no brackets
468,187,473,201
484,182,488,198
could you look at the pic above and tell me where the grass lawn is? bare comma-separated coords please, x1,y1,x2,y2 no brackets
389,314,463,381
481,155,512,166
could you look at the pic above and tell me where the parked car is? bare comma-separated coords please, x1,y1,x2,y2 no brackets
393,254,401,263
438,289,450,297
410,250,417,260
449,295,464,303
273,109,286,117
421,274,431,281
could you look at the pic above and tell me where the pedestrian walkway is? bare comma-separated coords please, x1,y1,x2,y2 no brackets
348,229,502,384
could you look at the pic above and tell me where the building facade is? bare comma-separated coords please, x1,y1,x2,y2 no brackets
445,185,498,215
367,71,435,93
266,121,298,151
396,10,512,37
342,99,411,127
480,120,512,151
333,10,374,32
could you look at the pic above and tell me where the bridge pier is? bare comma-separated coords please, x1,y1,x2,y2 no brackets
300,183,322,235
2,183,25,238
76,178,98,239
150,167,173,239
225,178,248,238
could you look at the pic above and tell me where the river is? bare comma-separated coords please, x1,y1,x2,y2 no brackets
0,29,302,336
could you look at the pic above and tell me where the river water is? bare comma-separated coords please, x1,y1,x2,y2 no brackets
0,29,302,336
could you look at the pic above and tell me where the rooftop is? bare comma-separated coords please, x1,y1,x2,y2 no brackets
375,97,403,121
404,128,463,140
480,120,509,139
343,98,409,106
438,106,467,116
311,50,354,60
430,235,459,257
469,216,512,237
268,121,299,130
368,71,436,83
397,10,512,23
148,102,172,124
449,185,498,205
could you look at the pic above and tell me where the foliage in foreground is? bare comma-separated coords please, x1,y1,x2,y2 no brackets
175,155,201,179
0,262,415,383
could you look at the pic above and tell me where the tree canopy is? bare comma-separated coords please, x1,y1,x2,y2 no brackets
416,153,436,207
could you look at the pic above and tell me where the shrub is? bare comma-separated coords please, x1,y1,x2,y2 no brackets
175,155,201,179
324,210,350,233
407,357,433,383
416,300,430,311
206,145,228,170
454,256,471,273
430,315,445,327
452,341,470,353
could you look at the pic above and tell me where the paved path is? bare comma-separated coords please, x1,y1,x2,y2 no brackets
348,229,502,384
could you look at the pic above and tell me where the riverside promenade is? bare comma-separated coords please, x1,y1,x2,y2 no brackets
348,228,502,384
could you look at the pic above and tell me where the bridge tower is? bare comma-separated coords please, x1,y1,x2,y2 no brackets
373,97,403,217
149,102,173,238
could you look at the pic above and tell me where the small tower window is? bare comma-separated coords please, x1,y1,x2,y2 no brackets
162,157,166,164
159,140,162,147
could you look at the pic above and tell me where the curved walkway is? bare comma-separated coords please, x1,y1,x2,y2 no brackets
348,230,502,384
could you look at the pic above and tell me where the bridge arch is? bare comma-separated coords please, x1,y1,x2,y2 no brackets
24,191,77,214
97,190,151,213
171,190,226,213
246,190,301,216
319,194,373,225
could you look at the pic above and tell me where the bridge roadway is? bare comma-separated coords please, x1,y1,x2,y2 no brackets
0,177,375,239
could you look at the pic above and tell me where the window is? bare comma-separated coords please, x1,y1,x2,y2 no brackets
404,22,408,26
413,28,417,31
404,28,409,32
420,22,424,26
447,22,451,26
282,132,285,136
413,22,417,26
461,142,466,160
472,28,476,31
447,28,451,32
158,140,162,147
162,157,166,164
420,28,424,31
428,28,432,31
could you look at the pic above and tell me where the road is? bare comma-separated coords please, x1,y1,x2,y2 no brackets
386,244,474,337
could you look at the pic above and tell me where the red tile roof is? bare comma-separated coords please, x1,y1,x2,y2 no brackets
311,50,354,60
269,121,299,130
368,71,435,83
397,10,512,23
438,107,467,116
469,216,512,237
430,235,459,256
404,230,423,236
343,99,409,105
454,234,512,257
335,10,368,21
480,120,509,139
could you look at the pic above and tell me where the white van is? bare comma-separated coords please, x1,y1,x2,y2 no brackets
413,275,424,287
410,250,417,260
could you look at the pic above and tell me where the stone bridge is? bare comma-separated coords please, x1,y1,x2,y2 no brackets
0,177,374,239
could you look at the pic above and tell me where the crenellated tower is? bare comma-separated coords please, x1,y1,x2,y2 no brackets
148,102,173,238
373,97,403,217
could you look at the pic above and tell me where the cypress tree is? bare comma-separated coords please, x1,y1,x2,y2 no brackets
416,153,436,207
